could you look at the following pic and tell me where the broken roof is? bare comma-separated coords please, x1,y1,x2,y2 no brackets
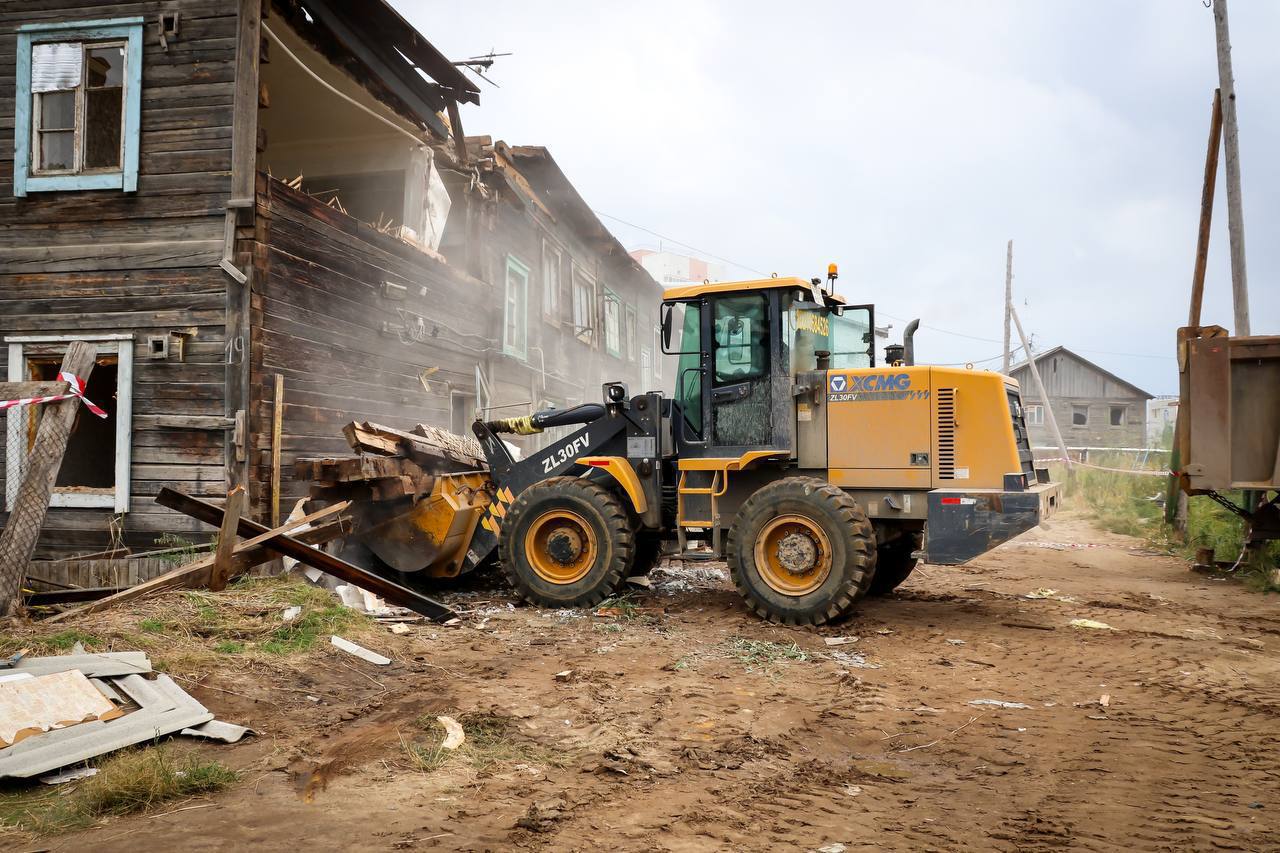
501,144,659,289
1009,345,1153,399
286,0,480,138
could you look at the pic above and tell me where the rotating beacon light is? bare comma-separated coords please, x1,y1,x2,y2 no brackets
826,262,839,295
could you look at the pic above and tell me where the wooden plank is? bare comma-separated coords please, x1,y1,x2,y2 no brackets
0,381,68,399
152,488,456,620
134,414,236,430
0,342,97,616
210,486,246,591
46,501,351,621
271,373,284,525
230,0,261,203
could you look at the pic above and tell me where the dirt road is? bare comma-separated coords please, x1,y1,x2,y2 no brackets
44,510,1280,851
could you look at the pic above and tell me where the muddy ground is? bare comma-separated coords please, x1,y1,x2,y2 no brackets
20,510,1280,852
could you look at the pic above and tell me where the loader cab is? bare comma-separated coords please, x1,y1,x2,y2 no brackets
660,277,875,459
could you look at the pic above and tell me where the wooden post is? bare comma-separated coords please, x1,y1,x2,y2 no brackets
271,373,284,527
210,486,246,591
1213,0,1251,336
1009,307,1072,477
1002,240,1013,374
1188,90,1223,328
0,341,97,615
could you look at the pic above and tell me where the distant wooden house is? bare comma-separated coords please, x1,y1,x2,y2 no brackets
0,0,660,569
1009,347,1153,450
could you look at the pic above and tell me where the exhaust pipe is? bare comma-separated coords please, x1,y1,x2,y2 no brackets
903,319,920,366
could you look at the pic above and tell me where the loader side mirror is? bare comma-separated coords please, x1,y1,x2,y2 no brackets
660,303,674,351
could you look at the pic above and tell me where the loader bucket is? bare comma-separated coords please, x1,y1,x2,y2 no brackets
357,471,492,576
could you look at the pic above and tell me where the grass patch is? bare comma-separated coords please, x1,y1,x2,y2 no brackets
1,629,102,656
400,713,569,776
0,747,238,836
594,593,641,620
1051,459,1279,588
725,638,810,674
152,533,209,567
2,578,376,672
260,605,362,655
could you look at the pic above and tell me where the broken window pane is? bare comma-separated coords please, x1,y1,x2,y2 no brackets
40,91,76,129
85,87,123,168
86,46,124,88
40,132,75,170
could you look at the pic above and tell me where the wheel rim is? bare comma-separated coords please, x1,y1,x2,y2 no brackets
754,514,832,596
524,509,598,584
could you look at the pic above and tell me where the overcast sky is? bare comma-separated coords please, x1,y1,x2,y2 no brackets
397,1,1280,394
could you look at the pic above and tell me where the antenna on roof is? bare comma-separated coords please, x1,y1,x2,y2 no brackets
453,50,511,87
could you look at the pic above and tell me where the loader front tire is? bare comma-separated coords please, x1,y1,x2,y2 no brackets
500,477,633,609
727,477,875,626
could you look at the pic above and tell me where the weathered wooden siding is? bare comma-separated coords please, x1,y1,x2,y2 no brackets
0,1,238,557
1015,351,1147,402
246,174,497,516
482,180,664,426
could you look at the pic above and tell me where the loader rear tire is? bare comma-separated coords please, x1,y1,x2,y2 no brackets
868,530,923,596
727,477,876,626
499,477,633,609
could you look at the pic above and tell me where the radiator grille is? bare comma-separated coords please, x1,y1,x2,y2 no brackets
937,387,956,479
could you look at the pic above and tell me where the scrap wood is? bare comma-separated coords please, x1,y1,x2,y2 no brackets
150,488,457,621
362,422,484,471
45,503,352,623
342,422,403,456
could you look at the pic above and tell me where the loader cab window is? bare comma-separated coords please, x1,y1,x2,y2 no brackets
713,294,768,385
786,296,873,372
670,301,703,439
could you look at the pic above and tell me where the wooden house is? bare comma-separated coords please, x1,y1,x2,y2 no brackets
1009,346,1153,451
0,0,662,570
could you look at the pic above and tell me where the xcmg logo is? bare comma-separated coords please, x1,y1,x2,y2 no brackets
830,373,912,392
829,372,929,402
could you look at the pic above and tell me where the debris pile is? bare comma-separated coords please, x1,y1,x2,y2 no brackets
0,649,247,781
301,421,486,507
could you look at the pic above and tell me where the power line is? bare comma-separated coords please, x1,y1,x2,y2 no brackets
591,210,769,278
595,211,1175,363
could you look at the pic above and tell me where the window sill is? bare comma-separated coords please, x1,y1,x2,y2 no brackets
50,489,118,509
24,172,126,193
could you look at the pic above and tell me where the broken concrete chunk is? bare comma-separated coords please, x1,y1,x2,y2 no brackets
39,766,98,785
180,719,254,743
330,635,391,665
1068,619,1116,631
437,715,465,750
968,699,1031,710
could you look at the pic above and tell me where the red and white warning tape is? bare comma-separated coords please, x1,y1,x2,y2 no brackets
0,372,107,418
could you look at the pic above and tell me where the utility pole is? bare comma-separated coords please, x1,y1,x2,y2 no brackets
1002,240,1013,374
1213,0,1251,336
1010,306,1073,479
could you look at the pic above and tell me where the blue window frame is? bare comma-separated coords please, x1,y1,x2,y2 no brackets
14,17,143,197
503,255,530,359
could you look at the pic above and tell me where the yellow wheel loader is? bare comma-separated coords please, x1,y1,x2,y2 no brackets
388,271,1060,625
